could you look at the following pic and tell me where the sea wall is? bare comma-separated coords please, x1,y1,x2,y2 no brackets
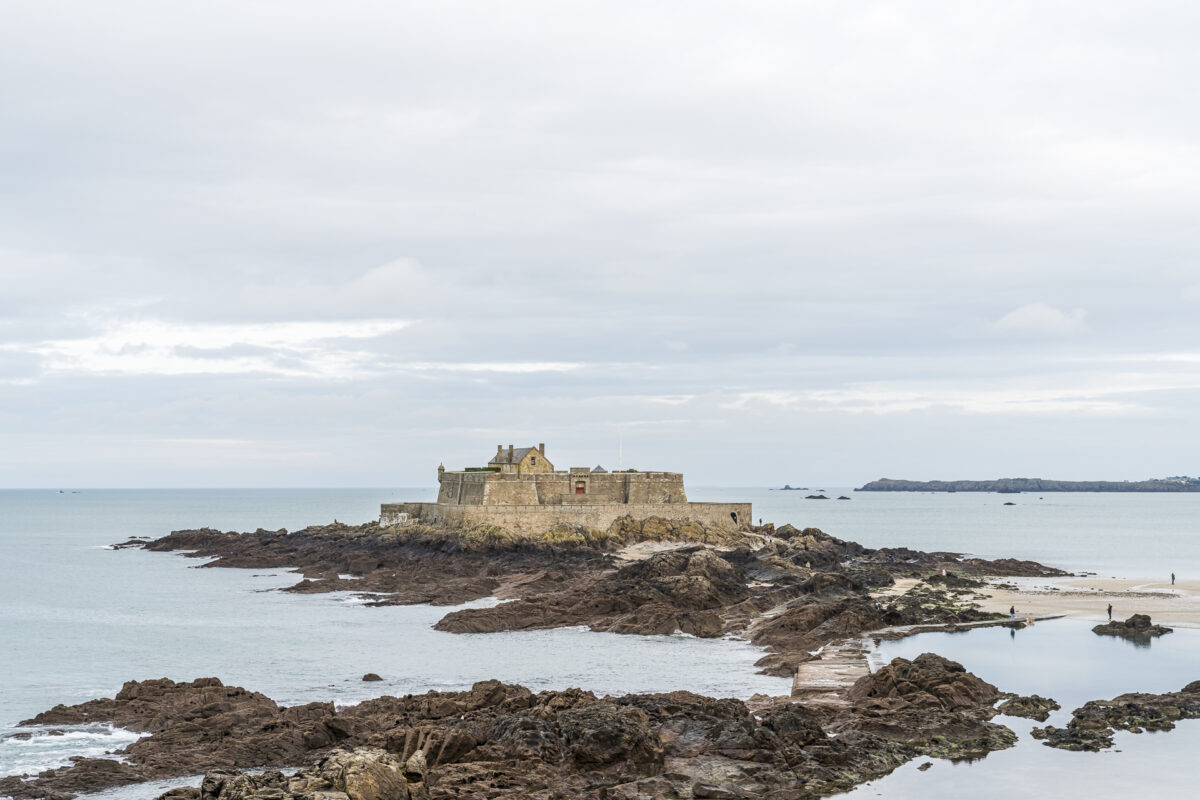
380,501,752,535
435,471,688,506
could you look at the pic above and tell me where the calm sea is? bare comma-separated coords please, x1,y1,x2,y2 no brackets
840,620,1200,799
1,487,1196,794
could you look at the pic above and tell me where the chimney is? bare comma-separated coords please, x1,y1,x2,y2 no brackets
496,444,503,461
538,442,545,455
507,444,514,463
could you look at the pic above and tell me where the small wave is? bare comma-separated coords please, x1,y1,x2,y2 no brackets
447,596,506,610
0,724,141,778
74,766,296,800
74,774,202,800
337,593,385,605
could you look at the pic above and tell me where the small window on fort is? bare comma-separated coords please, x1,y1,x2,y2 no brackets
575,482,585,494
531,456,536,466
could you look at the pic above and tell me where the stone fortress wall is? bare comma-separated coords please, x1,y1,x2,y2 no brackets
380,500,753,535
381,442,752,535
435,470,688,506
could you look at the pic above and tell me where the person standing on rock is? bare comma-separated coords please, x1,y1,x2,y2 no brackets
1107,603,1113,620
1009,605,1015,620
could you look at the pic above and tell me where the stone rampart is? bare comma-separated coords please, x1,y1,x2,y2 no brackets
434,470,687,506
380,501,752,535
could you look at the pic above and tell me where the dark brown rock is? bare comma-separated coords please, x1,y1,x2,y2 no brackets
123,521,1059,679
848,653,1001,712
4,670,1024,800
434,547,749,638
1033,680,1200,751
997,695,1060,722
1092,614,1173,642
840,653,1016,760
1030,724,1114,751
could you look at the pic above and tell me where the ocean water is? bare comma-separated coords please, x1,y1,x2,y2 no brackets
0,489,786,784
1,487,1196,794
839,620,1200,799
697,486,1200,578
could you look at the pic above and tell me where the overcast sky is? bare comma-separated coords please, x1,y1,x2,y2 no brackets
2,1,1199,488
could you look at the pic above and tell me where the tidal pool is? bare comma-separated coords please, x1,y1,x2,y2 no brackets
838,620,1200,799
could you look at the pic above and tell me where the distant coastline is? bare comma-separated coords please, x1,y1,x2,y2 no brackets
857,477,1200,493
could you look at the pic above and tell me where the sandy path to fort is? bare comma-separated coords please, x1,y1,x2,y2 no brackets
978,577,1200,629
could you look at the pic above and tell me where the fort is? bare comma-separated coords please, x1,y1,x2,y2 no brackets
380,443,752,535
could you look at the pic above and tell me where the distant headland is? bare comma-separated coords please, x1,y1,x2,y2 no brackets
857,477,1200,492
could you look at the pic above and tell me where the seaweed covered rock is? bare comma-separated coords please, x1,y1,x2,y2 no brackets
839,654,1016,760
997,694,1060,722
605,515,749,547
1030,725,1114,751
1033,680,1200,751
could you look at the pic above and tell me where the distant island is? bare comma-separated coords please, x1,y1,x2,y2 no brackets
858,477,1200,492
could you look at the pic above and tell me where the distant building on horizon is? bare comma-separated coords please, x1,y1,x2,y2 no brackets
380,442,750,534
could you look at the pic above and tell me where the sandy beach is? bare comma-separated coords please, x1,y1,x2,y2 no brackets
978,576,1200,629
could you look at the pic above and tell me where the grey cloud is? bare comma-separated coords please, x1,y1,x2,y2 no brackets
3,1,1200,486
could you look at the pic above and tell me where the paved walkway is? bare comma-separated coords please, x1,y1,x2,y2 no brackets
790,614,1066,702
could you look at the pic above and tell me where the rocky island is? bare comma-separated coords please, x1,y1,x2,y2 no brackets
1,515,1076,800
3,443,1193,800
857,476,1200,492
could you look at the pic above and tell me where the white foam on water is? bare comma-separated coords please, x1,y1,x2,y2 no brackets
0,724,142,778
448,596,506,610
71,766,298,800
74,775,202,800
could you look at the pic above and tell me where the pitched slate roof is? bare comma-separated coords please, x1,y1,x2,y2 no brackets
488,446,536,465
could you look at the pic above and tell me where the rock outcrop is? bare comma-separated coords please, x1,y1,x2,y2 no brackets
1092,614,1173,643
434,546,747,638
119,523,1061,683
997,694,1060,721
1029,725,1114,751
156,748,426,800
3,665,1025,800
1032,680,1200,751
0,678,346,799
841,653,1016,759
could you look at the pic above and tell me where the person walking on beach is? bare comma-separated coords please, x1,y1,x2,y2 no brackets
1009,605,1015,620
1172,572,1176,585
1107,603,1113,620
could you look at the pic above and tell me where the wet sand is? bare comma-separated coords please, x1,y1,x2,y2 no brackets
978,577,1200,629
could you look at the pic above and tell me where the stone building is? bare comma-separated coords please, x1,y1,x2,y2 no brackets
486,443,553,474
380,443,751,535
